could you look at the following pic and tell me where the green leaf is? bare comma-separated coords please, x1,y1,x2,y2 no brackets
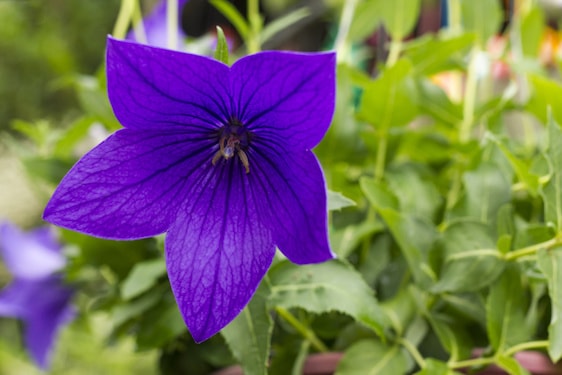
335,339,409,375
537,247,562,362
53,116,98,159
357,59,418,130
121,258,166,300
268,260,388,337
414,79,463,127
331,220,385,258
359,177,399,211
526,75,562,125
427,314,472,361
112,286,164,330
136,295,186,350
490,134,540,196
379,0,421,40
209,0,249,39
496,355,531,375
348,0,382,42
214,26,230,65
222,279,273,375
433,221,505,293
404,33,474,76
486,263,531,352
541,117,562,231
327,190,356,211
380,287,416,335
460,0,502,46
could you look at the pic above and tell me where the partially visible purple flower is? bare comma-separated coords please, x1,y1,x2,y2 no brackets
0,223,75,370
127,0,189,49
44,37,336,342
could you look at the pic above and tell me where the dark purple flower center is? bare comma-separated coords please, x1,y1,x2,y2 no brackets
212,118,253,174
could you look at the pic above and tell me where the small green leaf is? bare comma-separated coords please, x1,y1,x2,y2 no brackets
335,339,409,375
486,263,531,352
136,295,186,350
427,314,472,362
379,0,421,40
214,26,230,65
520,7,545,58
222,279,272,375
331,220,385,258
348,0,382,42
537,247,562,362
414,78,463,127
121,258,166,300
433,221,505,293
209,0,249,40
54,116,98,159
327,190,356,211
380,287,416,335
268,260,388,337
526,75,562,125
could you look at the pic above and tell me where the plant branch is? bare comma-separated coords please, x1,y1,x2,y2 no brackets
275,307,328,352
504,340,549,357
504,237,562,261
397,338,426,368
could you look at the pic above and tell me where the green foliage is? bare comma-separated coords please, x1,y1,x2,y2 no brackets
6,0,562,374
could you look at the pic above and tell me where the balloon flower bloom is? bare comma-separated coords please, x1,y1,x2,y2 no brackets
44,37,336,342
0,223,75,369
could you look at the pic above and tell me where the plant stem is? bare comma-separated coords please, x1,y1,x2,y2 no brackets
246,0,262,53
167,0,178,50
459,46,479,143
275,307,328,352
449,356,495,370
386,40,402,67
113,0,135,39
131,0,147,44
397,338,426,368
334,0,359,63
374,131,388,182
504,237,562,261
504,340,549,356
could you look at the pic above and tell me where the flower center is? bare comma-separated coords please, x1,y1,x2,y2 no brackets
212,119,252,174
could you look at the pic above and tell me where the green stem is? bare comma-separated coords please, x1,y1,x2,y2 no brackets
386,40,402,67
504,340,549,356
447,0,462,36
397,338,426,368
374,131,388,181
167,0,179,49
334,0,359,63
131,0,147,44
275,307,328,352
113,0,135,39
459,46,479,143
246,0,262,53
449,356,495,370
504,237,562,261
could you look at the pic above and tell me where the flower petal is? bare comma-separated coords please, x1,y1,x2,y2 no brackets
44,128,214,239
0,280,29,317
231,51,336,150
165,160,275,342
24,278,75,370
250,148,335,264
107,37,230,131
0,223,65,280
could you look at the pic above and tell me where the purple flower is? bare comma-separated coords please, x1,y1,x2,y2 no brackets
0,223,75,370
44,37,336,342
127,0,189,49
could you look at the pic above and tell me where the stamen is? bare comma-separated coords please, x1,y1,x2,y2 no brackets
212,122,252,173
238,150,250,174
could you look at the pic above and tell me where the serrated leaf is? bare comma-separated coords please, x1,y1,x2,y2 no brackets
486,263,531,352
335,339,409,375
537,247,562,362
214,26,230,65
379,0,421,40
268,260,388,337
327,190,356,211
433,221,505,293
121,258,166,300
222,279,272,375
